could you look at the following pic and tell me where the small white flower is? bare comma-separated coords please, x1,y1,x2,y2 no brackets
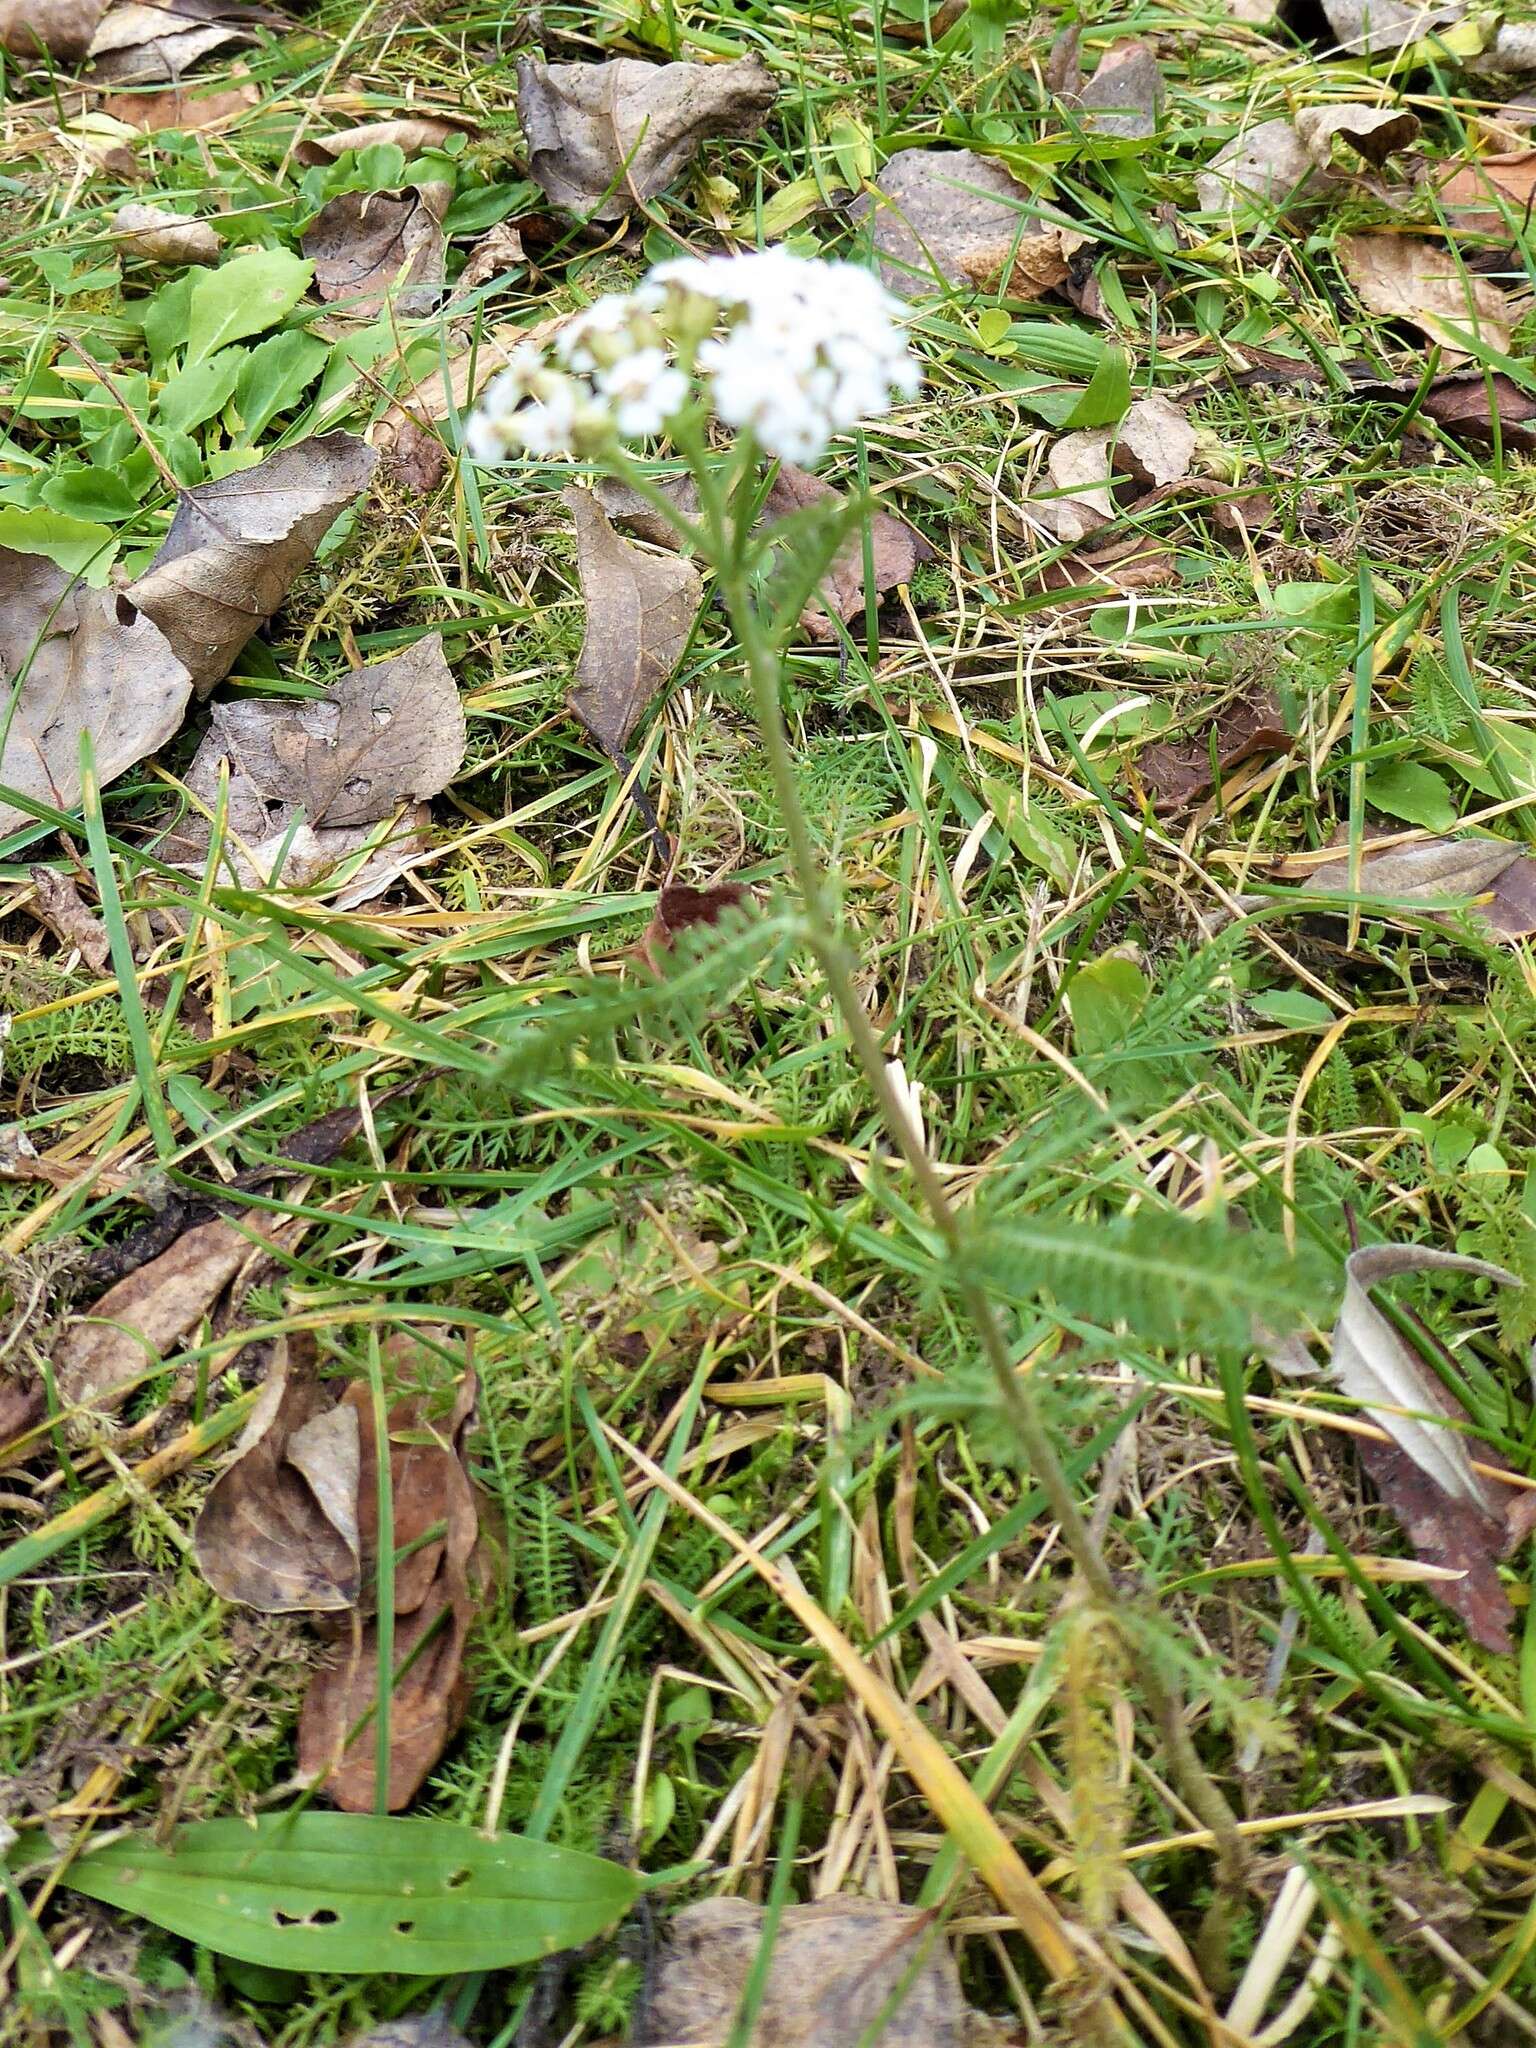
596,348,688,437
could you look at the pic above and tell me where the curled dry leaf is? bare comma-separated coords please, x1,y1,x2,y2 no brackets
1137,685,1290,811
56,1216,263,1413
458,221,525,294
27,866,111,972
850,147,1086,300
1350,365,1536,449
114,202,220,265
1069,40,1164,141
640,879,751,973
1295,102,1420,167
1196,119,1321,215
293,115,473,166
1433,149,1536,233
1330,1245,1524,1651
298,1351,479,1812
565,486,703,758
86,0,273,85
0,0,104,61
1338,233,1516,358
302,183,450,320
0,550,192,840
194,1336,361,1612
1279,832,1520,905
129,431,378,694
516,53,777,221
1320,0,1463,55
639,1898,970,2048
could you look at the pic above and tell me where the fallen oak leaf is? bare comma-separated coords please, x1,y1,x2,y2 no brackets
1295,101,1420,167
128,431,377,694
302,183,451,320
565,485,702,758
849,147,1087,300
516,52,776,221
193,1333,361,1612
1337,232,1517,358
0,550,193,840
640,1897,970,2048
113,201,220,265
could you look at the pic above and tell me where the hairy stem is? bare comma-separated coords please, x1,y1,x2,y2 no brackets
712,547,1250,1969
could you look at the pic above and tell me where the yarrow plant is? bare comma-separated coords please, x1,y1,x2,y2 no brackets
465,248,919,468
468,248,1253,1986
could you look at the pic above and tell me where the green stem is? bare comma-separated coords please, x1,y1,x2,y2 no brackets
711,537,1251,1959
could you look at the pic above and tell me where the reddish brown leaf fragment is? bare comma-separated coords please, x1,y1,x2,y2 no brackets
27,866,110,972
762,463,934,638
1137,688,1290,810
641,880,751,973
1357,1432,1518,1654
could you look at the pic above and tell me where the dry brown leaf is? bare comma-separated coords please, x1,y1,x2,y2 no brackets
1347,363,1536,447
56,1216,259,1412
1039,429,1114,543
194,1337,361,1612
1434,149,1536,233
102,74,258,129
1338,232,1516,357
1485,855,1536,936
0,0,104,61
639,1898,970,2048
113,201,220,265
1138,687,1291,811
1321,0,1463,55
302,183,450,320
1070,40,1164,141
0,550,192,840
293,115,473,166
86,0,272,84
761,463,935,637
565,486,703,757
1196,119,1321,215
299,1356,478,1812
850,147,1085,300
1329,1245,1522,1652
516,52,776,221
1281,832,1521,905
1295,102,1420,167
27,866,110,971
1115,392,1196,486
368,314,567,461
458,220,525,293
640,879,751,974
129,431,377,694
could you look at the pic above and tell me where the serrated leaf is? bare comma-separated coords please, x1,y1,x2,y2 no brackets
186,248,314,365
60,1814,641,1974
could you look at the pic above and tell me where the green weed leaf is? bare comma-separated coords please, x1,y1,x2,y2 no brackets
60,1813,640,1974
186,249,313,364
234,329,329,442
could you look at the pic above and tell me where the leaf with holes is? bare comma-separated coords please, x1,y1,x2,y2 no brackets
59,1813,642,1974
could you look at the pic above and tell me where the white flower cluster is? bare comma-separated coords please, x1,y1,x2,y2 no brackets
465,249,919,470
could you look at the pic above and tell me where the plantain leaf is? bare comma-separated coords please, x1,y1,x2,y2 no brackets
60,1813,640,1974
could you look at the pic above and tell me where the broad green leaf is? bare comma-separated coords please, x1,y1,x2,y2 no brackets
753,174,824,237
828,112,876,191
979,774,1076,889
234,329,328,443
1249,990,1334,1027
61,1813,642,1975
143,273,196,372
1066,952,1148,1055
156,347,244,434
186,249,313,364
1363,759,1458,833
442,179,538,235
0,505,116,582
40,464,143,523
975,306,1013,350
1061,344,1132,429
